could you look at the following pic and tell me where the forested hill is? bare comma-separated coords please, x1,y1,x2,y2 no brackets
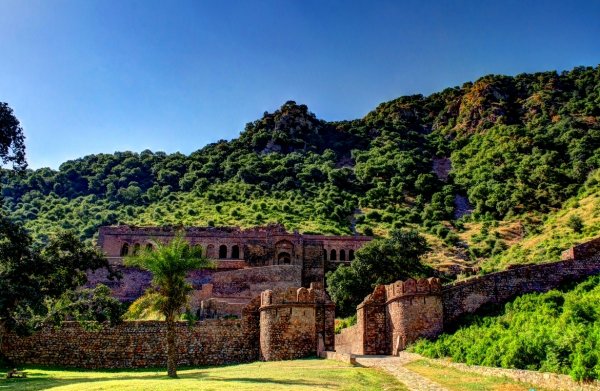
3,65,600,272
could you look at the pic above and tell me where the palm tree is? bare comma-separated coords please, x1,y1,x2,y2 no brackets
125,233,214,378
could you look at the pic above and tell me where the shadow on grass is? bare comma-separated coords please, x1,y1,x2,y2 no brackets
0,367,323,390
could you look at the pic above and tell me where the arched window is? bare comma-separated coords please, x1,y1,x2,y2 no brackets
219,245,227,259
231,245,240,259
120,243,129,257
146,243,153,251
330,249,337,261
323,249,328,261
194,244,203,255
340,249,346,261
349,250,355,261
278,252,291,265
206,244,215,258
133,243,141,256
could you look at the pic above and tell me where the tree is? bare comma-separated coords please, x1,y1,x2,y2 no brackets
0,223,123,334
0,102,26,171
124,234,214,378
326,229,431,316
567,215,584,234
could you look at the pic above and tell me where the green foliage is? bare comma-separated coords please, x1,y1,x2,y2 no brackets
326,229,431,316
0,102,27,171
411,275,600,381
568,214,584,233
124,234,214,321
1,66,599,274
0,216,122,333
124,233,215,377
335,314,357,334
124,291,164,320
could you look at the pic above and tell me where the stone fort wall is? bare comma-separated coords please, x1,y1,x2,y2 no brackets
336,237,600,356
1,284,334,368
2,319,258,368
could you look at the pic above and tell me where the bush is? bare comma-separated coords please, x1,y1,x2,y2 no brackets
335,314,357,334
567,214,584,233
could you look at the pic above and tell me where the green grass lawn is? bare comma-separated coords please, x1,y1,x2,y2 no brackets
0,359,407,391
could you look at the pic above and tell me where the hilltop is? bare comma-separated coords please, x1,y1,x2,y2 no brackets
3,65,600,275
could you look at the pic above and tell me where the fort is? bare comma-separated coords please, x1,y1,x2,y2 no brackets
2,231,600,369
89,224,372,316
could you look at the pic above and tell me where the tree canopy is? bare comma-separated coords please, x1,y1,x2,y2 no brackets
326,229,431,316
0,102,26,172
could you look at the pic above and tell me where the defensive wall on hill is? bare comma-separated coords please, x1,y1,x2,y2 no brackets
1,284,334,368
336,238,600,356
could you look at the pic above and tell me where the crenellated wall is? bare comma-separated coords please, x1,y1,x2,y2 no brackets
442,253,600,326
336,277,443,355
386,277,443,353
336,238,600,356
259,283,335,361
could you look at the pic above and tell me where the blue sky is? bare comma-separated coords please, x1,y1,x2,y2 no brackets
1,0,599,169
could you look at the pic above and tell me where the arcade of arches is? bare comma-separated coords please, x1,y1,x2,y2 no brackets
99,224,372,290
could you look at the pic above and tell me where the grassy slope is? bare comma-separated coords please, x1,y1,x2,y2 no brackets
480,170,600,271
0,359,406,391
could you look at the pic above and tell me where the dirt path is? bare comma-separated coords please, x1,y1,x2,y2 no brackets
354,354,449,391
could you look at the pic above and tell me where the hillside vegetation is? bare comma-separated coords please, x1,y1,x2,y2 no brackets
3,65,600,273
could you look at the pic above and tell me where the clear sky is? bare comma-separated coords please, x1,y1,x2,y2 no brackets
1,0,599,169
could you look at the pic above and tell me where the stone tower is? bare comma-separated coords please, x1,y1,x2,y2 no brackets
259,283,335,361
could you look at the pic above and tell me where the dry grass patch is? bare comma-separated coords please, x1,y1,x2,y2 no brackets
405,360,552,391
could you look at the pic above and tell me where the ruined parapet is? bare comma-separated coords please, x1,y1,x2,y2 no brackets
384,277,443,354
355,285,387,355
259,283,334,361
561,237,600,261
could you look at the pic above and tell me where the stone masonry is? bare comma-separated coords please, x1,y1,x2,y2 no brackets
259,283,335,361
1,285,334,368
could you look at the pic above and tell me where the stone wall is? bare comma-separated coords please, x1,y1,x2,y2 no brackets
335,278,443,355
356,285,388,355
430,357,600,391
442,255,600,326
334,324,361,355
335,239,600,356
386,278,443,353
1,319,259,368
211,265,302,298
0,285,334,368
561,236,600,263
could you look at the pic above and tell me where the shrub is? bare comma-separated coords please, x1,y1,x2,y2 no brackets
567,215,584,233
335,314,357,334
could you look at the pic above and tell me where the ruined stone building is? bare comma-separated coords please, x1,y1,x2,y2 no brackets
90,224,371,315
